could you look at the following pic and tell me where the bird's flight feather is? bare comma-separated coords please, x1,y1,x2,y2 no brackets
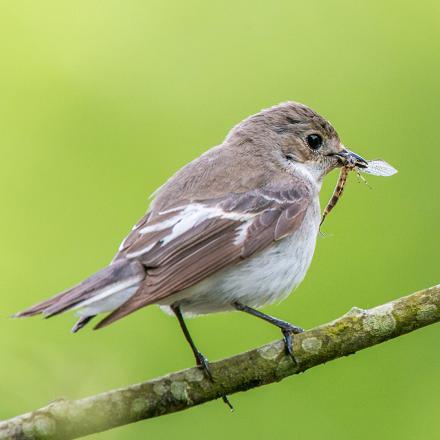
95,185,312,328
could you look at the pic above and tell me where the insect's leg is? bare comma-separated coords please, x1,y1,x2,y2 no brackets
355,169,372,189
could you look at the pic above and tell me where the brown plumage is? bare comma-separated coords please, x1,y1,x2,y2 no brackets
96,186,311,328
15,101,358,332
13,101,397,405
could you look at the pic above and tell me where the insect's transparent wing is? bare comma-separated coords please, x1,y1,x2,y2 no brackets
360,160,398,176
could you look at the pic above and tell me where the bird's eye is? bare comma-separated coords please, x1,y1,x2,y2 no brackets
306,134,323,150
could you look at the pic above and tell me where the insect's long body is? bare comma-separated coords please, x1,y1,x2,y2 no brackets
320,159,397,226
13,102,398,410
320,166,349,226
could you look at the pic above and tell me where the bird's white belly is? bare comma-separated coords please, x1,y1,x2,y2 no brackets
159,205,320,316
77,202,320,318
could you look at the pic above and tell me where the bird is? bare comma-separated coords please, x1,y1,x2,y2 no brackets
15,101,368,380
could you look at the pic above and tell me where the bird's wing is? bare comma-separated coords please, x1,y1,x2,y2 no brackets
95,184,313,328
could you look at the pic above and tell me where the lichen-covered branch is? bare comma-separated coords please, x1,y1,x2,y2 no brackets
2,284,440,440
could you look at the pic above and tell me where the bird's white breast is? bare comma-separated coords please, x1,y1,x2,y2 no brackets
77,197,321,319
159,199,320,316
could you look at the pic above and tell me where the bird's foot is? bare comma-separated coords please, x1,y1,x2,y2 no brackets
195,350,213,380
280,324,304,364
194,350,234,411
221,395,234,411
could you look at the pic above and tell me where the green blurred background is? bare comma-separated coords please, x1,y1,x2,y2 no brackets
1,0,439,438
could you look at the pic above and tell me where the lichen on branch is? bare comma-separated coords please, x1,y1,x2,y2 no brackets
1,284,439,440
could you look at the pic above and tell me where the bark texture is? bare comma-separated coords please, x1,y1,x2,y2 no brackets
1,284,439,440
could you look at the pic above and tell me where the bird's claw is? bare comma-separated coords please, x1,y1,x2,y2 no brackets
195,351,213,381
194,351,233,410
281,325,304,364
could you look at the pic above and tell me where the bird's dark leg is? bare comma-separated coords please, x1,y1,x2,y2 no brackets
172,304,212,379
232,301,304,362
171,304,233,410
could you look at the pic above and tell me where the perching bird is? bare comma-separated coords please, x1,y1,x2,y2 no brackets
16,101,368,378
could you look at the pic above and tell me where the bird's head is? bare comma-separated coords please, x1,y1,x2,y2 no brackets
226,101,367,184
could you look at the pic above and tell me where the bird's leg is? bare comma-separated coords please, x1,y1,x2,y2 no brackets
232,301,304,362
171,304,233,410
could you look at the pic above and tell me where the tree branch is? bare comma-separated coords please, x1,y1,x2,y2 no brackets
2,284,440,440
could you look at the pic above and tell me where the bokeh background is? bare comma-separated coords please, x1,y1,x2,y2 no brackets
1,1,439,439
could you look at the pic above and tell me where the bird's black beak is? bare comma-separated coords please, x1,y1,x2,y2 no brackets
332,148,368,169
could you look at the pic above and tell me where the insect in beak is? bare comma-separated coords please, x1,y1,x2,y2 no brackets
332,149,368,169
320,153,397,227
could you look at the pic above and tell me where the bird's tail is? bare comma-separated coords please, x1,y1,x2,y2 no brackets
14,259,146,328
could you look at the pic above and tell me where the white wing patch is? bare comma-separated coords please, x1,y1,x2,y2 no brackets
160,204,253,246
122,241,157,258
139,216,180,235
234,221,252,245
125,203,254,258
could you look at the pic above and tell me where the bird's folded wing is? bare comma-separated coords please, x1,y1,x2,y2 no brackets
96,185,312,328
